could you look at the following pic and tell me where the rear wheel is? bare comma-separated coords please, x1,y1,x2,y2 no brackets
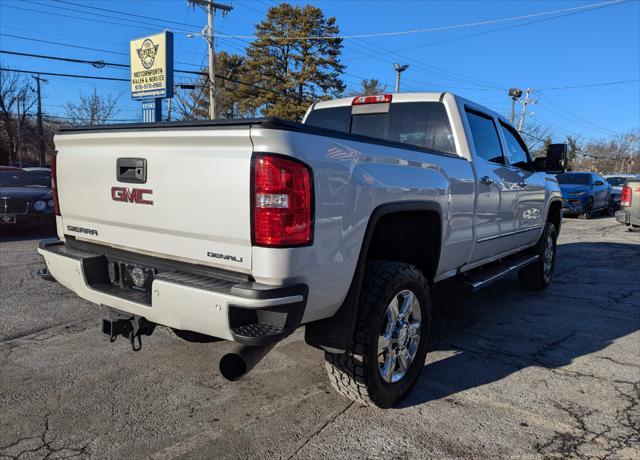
324,260,431,408
518,221,557,291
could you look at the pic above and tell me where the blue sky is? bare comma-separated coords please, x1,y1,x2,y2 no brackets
0,0,638,141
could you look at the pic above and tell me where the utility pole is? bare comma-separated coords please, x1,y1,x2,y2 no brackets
188,1,233,119
394,63,409,93
517,88,537,132
13,95,23,168
32,74,48,166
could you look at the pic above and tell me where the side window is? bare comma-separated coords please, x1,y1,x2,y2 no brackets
304,106,351,133
499,122,530,167
387,102,456,154
465,109,504,164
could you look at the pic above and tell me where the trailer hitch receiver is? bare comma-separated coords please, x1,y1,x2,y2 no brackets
102,310,155,351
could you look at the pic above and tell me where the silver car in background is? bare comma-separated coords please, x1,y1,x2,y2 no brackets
615,178,640,230
606,174,640,209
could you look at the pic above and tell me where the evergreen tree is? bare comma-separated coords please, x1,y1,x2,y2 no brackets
176,51,248,120
241,3,345,120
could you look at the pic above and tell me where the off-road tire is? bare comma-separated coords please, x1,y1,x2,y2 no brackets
324,260,431,408
518,221,557,291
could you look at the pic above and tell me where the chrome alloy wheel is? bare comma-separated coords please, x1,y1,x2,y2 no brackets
543,231,555,282
378,289,422,383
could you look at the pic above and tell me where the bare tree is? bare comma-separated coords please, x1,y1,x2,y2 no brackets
0,67,37,166
65,88,120,126
573,129,640,174
519,120,554,157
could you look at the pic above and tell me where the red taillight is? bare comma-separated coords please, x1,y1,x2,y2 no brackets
352,94,393,105
51,154,60,216
253,154,313,247
620,185,632,207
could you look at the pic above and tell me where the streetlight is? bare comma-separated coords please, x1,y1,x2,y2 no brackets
394,63,409,93
508,88,523,125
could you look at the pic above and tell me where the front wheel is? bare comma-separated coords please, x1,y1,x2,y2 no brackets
324,261,431,408
518,221,557,291
580,198,594,219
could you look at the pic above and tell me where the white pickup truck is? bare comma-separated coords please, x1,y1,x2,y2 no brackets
39,92,565,407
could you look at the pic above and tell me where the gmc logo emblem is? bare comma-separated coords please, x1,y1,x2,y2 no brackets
111,187,154,205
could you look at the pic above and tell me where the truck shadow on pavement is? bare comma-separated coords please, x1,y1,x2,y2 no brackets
400,241,640,408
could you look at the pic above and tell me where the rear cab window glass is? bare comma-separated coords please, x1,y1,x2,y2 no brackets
304,106,351,133
350,113,387,139
304,101,457,155
499,121,530,168
465,109,504,164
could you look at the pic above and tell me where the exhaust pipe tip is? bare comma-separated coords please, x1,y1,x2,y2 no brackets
219,342,277,381
219,353,249,381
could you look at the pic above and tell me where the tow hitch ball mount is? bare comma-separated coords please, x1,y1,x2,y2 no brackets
102,310,155,351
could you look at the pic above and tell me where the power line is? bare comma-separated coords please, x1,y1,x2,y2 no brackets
50,0,202,29
176,0,628,39
2,2,497,92
1,50,123,70
0,33,128,57
1,4,176,34
17,0,193,34
0,34,211,69
538,80,640,90
343,0,628,65
0,61,314,105
537,93,621,136
0,66,129,82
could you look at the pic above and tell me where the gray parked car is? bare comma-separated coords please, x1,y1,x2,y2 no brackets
606,174,640,209
615,178,640,230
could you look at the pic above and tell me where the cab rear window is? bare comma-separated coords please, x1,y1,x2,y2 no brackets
304,102,456,154
304,106,351,133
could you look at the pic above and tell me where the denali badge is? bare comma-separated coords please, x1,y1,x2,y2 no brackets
66,225,98,236
111,187,153,205
207,252,243,263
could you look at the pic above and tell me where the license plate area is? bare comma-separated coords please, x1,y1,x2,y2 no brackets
0,214,16,224
111,262,156,293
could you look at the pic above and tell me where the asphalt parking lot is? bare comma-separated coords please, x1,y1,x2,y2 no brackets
1,217,639,459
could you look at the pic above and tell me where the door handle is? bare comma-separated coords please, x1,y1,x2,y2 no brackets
480,176,494,185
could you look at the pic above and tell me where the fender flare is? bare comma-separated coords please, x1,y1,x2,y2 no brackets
304,201,442,352
547,197,563,234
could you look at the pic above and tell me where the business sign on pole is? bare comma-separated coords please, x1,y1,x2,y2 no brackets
130,31,173,99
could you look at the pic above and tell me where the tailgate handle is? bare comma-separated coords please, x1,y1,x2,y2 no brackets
117,158,147,184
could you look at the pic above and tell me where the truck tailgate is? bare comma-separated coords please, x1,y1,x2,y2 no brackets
54,127,253,272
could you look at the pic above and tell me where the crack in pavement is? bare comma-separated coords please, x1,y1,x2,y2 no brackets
535,382,640,459
0,413,93,459
284,401,355,460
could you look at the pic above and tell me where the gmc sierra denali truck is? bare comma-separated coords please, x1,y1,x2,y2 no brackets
39,92,565,408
